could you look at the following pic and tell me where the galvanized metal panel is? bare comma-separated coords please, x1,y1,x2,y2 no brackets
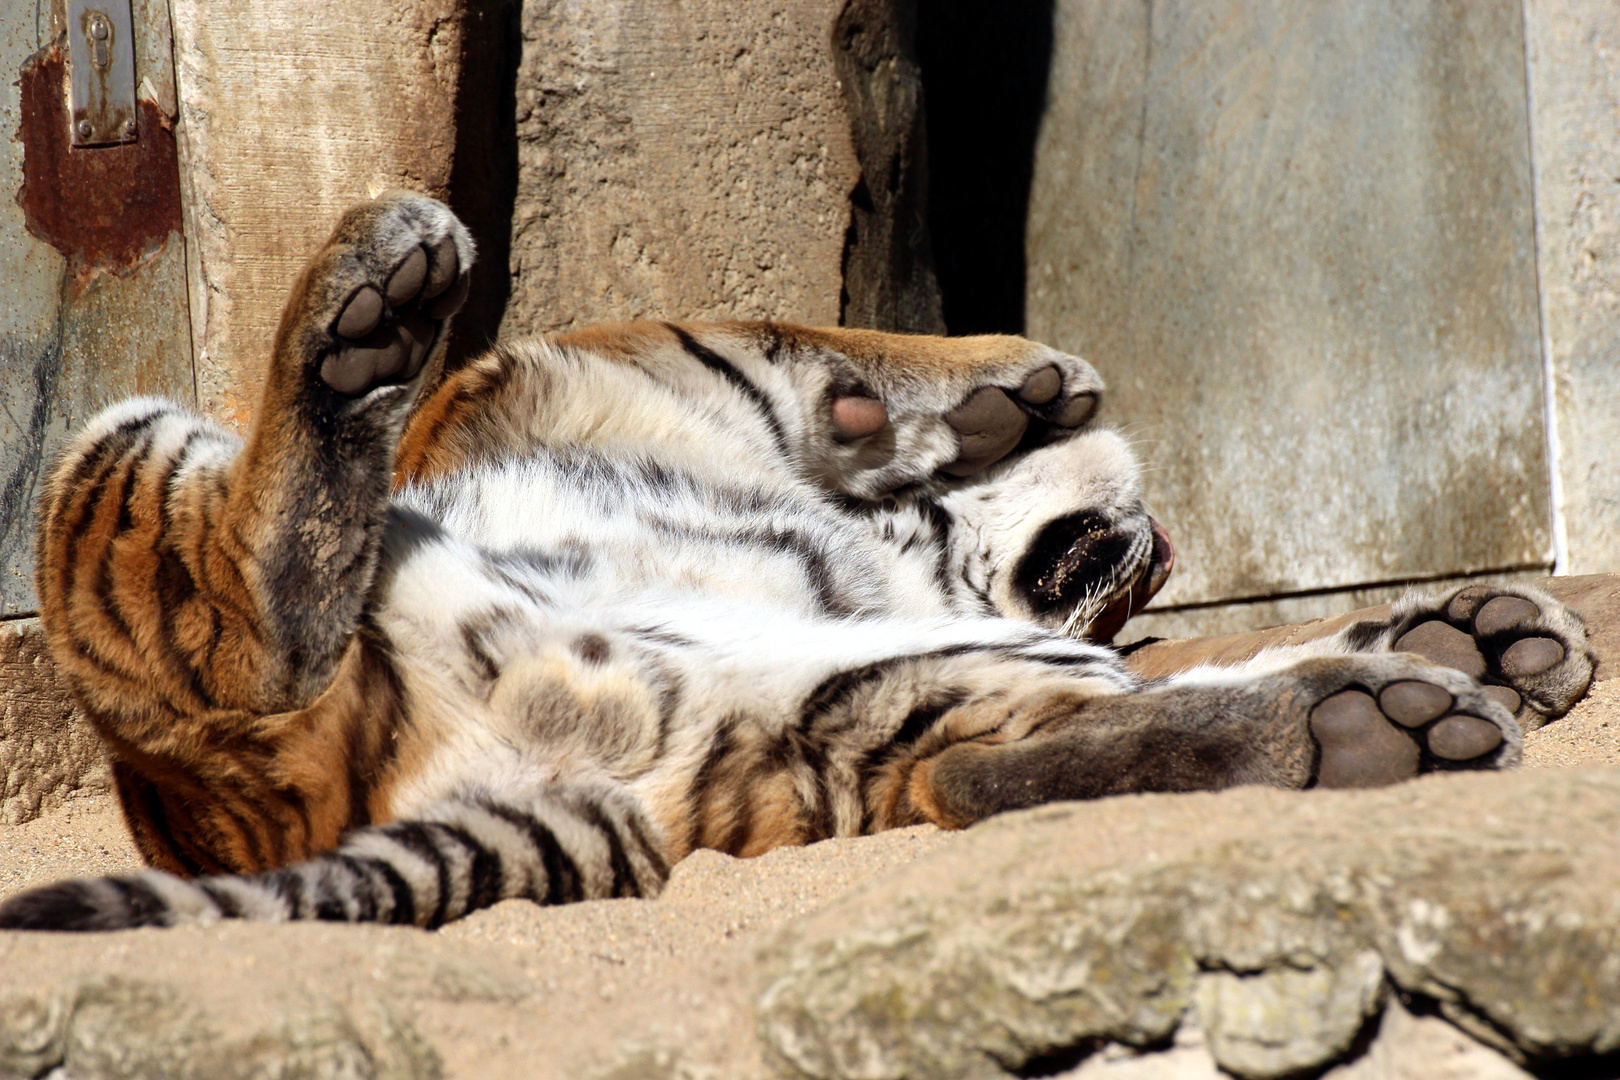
0,0,192,617
1026,0,1553,609
1525,2,1620,576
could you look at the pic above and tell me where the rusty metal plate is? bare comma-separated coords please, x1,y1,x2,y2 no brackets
67,0,137,146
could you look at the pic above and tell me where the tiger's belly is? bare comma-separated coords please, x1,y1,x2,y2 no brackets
369,453,949,833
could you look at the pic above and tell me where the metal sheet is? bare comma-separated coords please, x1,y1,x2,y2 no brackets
0,0,192,617
1027,0,1553,610
67,0,137,146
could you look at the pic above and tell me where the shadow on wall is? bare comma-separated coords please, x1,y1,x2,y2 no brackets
915,0,1055,336
444,0,522,372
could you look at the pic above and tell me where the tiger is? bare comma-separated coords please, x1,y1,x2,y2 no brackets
0,192,1594,932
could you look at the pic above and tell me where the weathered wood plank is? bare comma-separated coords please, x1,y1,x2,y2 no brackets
169,0,464,425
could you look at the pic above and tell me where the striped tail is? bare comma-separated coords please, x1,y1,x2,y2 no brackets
0,783,669,931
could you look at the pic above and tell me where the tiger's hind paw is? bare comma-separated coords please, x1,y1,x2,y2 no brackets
1350,585,1595,731
283,192,474,400
1309,676,1515,788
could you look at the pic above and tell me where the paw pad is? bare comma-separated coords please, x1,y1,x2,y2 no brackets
1377,680,1452,727
1392,585,1582,725
830,396,888,443
943,387,1028,476
1395,621,1485,678
1310,690,1419,788
1310,678,1505,789
1473,596,1537,636
386,247,428,304
1501,637,1564,677
1018,365,1061,404
935,369,1099,477
1426,716,1504,760
319,204,469,397
335,286,383,339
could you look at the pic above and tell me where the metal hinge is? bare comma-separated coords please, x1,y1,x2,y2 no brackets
66,0,137,146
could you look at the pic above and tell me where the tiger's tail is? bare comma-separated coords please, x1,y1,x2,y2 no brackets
0,783,668,931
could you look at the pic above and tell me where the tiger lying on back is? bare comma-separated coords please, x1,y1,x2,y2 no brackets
0,193,1594,931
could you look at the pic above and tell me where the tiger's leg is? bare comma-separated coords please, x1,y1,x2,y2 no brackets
394,322,1110,499
653,614,1514,845
874,649,1521,830
42,191,471,714
37,193,472,871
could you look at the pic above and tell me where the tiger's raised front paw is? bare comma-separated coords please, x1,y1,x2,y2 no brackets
821,343,1103,480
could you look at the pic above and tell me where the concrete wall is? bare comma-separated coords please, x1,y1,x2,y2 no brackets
1013,0,1620,639
501,0,938,339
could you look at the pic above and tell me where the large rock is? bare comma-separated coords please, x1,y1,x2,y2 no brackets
6,768,1620,1078
755,769,1620,1079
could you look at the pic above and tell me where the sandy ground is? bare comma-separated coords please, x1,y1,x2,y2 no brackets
0,677,1614,1078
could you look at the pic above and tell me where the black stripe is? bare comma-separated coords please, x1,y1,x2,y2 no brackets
640,516,858,618
798,645,979,732
386,821,456,927
665,324,789,455
53,411,160,515
687,718,739,853
440,822,505,913
196,880,243,919
761,323,787,364
329,855,381,922
629,624,699,649
264,868,307,918
478,801,584,905
106,877,172,927
892,691,967,746
312,862,355,921
350,853,416,925
911,495,956,592
652,663,684,759
573,801,641,898
619,807,672,883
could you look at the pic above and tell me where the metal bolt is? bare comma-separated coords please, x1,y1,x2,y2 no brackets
76,119,93,139
123,118,137,137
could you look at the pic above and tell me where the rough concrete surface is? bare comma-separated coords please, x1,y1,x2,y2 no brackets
0,621,107,827
504,0,867,337
3,580,1620,1077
